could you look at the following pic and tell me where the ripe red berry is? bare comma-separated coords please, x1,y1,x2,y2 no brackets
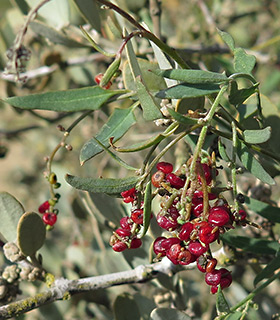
211,285,218,294
209,206,230,227
166,173,185,189
237,209,247,221
119,217,133,230
205,269,222,286
153,237,168,255
166,243,182,264
38,201,50,214
157,208,179,231
178,250,194,265
112,241,128,252
115,228,131,237
198,223,219,244
130,238,142,249
151,170,165,188
131,209,144,224
156,162,173,174
206,258,217,273
188,241,208,256
121,188,136,198
42,212,57,226
192,203,203,217
197,256,207,273
178,222,194,241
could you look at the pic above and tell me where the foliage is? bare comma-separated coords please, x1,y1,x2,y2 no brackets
0,0,280,319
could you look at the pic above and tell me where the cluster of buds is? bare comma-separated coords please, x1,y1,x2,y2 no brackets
114,158,250,293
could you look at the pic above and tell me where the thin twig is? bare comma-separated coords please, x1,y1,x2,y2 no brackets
149,0,162,39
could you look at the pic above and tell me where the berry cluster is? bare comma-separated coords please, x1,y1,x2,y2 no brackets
111,159,249,293
38,172,60,227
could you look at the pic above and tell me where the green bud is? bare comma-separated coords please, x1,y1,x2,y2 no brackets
49,173,57,184
53,182,61,189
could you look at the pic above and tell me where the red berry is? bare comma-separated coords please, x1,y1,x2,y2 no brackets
94,73,103,84
156,162,173,174
38,201,50,214
211,285,218,294
131,209,144,224
237,209,247,221
166,243,182,264
206,258,217,273
209,206,230,227
151,171,165,188
120,217,133,230
130,238,142,249
188,241,208,256
178,222,194,241
121,188,136,198
205,269,222,286
153,237,168,255
198,163,212,185
161,237,181,250
198,223,219,244
192,203,203,217
42,212,57,226
166,173,185,189
123,196,135,203
112,241,128,252
178,250,194,265
157,207,179,231
115,228,131,237
197,256,207,273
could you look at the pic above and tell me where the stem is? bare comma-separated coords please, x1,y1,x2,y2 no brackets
95,0,190,69
231,121,238,211
149,0,162,39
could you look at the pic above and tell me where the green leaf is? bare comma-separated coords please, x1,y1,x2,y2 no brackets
153,69,228,84
139,181,152,238
17,212,46,257
243,127,271,144
90,137,138,171
156,83,221,99
72,0,101,33
113,293,141,320
244,196,280,223
236,137,275,185
216,286,230,314
4,86,128,112
218,138,231,162
233,48,256,74
217,29,235,51
221,234,280,254
80,106,137,164
229,81,259,106
150,308,191,320
167,107,198,126
136,76,163,120
254,248,280,286
30,21,85,48
223,312,243,320
65,174,138,195
0,192,25,242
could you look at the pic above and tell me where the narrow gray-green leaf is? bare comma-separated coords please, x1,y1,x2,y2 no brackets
80,106,136,164
167,107,198,125
0,192,25,242
217,29,235,51
233,48,256,74
153,69,228,84
90,137,138,171
229,82,259,106
243,127,271,144
150,308,191,320
156,83,221,99
139,181,152,238
218,139,231,162
244,196,280,223
30,21,86,48
73,0,101,33
221,234,279,254
136,76,162,120
223,312,243,320
65,174,138,195
254,248,280,286
236,137,275,185
216,286,230,315
4,86,128,112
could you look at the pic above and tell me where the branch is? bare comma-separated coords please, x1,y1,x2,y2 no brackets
0,259,179,319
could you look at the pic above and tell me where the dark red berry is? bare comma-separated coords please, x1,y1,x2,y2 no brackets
161,237,181,250
42,212,57,226
157,208,179,231
166,173,185,189
123,196,135,203
205,269,222,286
131,209,144,224
166,243,182,264
38,201,50,214
115,228,131,237
209,206,230,227
178,222,194,241
130,238,142,249
121,188,136,198
211,285,218,294
219,268,232,289
197,256,207,273
198,223,219,244
120,217,133,230
188,241,208,256
237,209,247,221
178,250,193,265
112,241,128,252
192,203,203,217
156,161,173,174
151,171,165,188
153,237,168,255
